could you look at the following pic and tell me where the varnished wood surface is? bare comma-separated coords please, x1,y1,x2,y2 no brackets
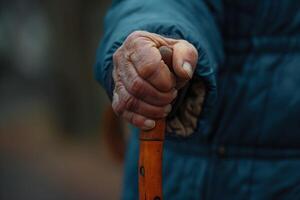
139,139,164,200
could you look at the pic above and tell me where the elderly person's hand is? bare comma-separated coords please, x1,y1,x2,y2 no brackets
112,31,198,130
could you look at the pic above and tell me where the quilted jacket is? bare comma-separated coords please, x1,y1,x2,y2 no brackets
95,0,300,199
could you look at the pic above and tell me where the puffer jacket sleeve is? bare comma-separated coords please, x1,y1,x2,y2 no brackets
94,0,224,135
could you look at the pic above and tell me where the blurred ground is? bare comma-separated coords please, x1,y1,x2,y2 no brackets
0,0,125,199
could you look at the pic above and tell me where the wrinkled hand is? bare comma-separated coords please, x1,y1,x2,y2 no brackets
112,31,198,130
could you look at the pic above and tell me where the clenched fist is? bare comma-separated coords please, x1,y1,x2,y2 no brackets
112,31,198,130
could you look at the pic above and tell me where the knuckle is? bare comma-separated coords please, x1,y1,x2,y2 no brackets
113,49,122,62
125,31,149,50
130,76,144,96
112,90,126,115
126,31,142,44
112,67,118,81
112,101,122,116
125,96,139,111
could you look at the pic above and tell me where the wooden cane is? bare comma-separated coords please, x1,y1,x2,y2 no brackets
138,46,173,200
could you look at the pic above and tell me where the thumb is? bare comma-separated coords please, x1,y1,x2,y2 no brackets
172,40,198,81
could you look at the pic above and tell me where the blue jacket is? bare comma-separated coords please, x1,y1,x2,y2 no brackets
95,0,300,199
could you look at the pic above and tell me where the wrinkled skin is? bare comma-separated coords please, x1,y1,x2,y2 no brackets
112,31,198,130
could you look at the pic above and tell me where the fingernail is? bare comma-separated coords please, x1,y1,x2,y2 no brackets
144,120,155,129
164,104,172,113
182,61,193,78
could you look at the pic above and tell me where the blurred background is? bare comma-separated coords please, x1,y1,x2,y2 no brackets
0,0,128,199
